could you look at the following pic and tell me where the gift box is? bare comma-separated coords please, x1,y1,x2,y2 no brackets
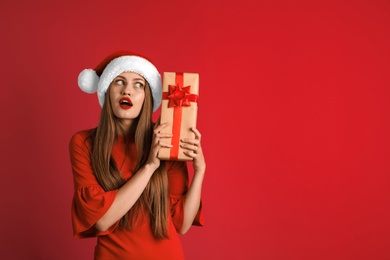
158,72,199,161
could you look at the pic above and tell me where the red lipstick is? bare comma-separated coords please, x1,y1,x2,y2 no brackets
119,97,133,110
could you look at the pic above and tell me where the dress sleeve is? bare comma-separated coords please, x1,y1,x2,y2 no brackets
167,161,204,233
69,131,119,238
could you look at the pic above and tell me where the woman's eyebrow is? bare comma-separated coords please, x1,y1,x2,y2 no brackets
132,77,145,82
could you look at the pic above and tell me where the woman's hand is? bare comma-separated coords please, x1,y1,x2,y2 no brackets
146,122,173,170
181,128,206,174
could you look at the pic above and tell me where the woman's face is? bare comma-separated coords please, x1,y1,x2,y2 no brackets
109,72,146,121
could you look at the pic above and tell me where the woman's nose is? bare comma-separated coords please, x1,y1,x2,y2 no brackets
121,85,132,96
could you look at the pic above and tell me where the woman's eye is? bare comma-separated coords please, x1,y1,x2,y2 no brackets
135,82,144,88
115,79,125,85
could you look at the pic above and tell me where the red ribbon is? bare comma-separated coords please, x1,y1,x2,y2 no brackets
162,73,198,160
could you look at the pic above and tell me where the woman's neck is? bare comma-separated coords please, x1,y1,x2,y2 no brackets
117,119,137,134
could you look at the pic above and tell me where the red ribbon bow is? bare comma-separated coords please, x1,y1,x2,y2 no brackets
167,84,191,107
163,83,198,108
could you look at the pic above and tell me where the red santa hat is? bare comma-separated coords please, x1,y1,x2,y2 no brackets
78,50,162,112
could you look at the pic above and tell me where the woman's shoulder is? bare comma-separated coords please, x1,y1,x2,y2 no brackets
69,128,96,147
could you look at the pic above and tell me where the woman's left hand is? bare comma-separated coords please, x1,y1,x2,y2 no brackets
181,128,206,174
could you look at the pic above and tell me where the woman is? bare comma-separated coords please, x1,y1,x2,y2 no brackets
69,50,205,259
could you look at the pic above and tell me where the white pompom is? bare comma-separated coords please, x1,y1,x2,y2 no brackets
78,69,99,93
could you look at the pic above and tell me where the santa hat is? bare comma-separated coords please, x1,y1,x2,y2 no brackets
78,50,162,112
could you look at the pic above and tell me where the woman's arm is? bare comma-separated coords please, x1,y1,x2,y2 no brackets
179,127,206,234
95,164,155,231
95,123,173,231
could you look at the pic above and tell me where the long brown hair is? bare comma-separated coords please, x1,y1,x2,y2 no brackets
90,81,170,239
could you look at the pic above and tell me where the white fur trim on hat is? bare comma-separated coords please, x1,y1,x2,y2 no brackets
98,56,162,112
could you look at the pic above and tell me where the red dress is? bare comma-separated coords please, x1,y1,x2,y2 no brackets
69,129,204,259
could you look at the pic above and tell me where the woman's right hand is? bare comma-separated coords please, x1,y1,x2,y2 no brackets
146,122,173,170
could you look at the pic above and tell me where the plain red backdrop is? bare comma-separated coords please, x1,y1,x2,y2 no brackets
1,0,389,259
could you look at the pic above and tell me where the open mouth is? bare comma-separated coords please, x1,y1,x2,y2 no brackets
119,97,133,109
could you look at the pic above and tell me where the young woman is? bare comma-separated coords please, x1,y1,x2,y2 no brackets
69,51,205,259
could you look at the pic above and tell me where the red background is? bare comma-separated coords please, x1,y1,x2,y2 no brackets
1,0,390,259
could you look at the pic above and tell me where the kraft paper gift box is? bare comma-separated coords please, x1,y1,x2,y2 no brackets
158,72,199,161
